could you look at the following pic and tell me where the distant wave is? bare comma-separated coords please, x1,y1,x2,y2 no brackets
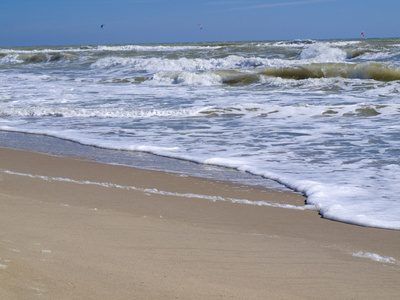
0,52,76,65
4,52,399,83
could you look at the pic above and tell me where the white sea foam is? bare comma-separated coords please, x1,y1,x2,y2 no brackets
152,71,223,86
96,44,222,52
90,55,284,72
0,169,314,211
5,100,395,123
0,106,201,118
352,251,399,264
298,43,347,62
0,54,22,65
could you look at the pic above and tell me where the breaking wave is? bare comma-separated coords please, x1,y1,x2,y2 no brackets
91,55,279,71
298,43,347,61
259,62,400,82
150,62,400,86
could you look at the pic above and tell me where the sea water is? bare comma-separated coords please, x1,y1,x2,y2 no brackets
1,38,400,229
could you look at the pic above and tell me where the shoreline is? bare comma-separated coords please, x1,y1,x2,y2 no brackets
0,130,286,190
1,147,399,299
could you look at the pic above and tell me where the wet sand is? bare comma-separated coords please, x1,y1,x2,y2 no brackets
0,147,399,299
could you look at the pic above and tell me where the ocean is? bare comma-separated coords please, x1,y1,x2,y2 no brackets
1,38,399,230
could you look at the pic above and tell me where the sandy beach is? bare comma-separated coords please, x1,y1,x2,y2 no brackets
0,147,399,299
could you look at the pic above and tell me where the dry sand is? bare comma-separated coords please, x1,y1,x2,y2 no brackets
0,147,399,299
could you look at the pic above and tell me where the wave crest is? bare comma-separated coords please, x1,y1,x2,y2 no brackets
298,43,347,62
260,62,400,81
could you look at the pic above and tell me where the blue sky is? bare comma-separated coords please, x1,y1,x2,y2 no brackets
1,0,399,46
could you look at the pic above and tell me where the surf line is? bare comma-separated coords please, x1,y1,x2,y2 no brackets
1,169,315,211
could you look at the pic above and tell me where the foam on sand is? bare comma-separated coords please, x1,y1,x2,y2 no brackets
352,251,399,264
